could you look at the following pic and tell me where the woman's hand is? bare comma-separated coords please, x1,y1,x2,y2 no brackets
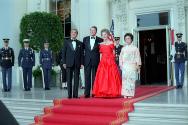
136,65,141,73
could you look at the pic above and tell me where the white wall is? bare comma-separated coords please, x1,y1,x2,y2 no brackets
27,0,48,13
0,0,27,87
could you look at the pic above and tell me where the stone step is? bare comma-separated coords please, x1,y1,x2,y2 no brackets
134,103,188,108
132,109,188,116
15,115,34,122
8,109,41,114
125,103,188,125
129,112,188,120
4,103,51,109
134,106,188,112
0,98,52,103
126,119,188,125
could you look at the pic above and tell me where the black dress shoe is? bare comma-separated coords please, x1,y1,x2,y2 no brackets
68,96,72,99
176,85,181,89
24,88,28,91
45,88,50,90
85,95,90,98
3,89,8,92
73,96,79,98
179,85,183,89
28,88,31,91
7,89,11,92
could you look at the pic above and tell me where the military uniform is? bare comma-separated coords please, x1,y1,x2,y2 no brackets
0,39,14,92
174,33,187,88
114,37,123,76
40,42,53,90
18,39,35,91
115,44,123,65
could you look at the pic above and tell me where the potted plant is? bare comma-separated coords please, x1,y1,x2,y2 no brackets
32,66,42,88
33,66,58,88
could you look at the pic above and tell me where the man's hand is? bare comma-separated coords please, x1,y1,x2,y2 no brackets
63,64,66,69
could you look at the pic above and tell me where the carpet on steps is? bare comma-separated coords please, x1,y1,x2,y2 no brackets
32,86,175,125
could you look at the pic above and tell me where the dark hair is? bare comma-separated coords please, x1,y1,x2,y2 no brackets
91,26,97,32
71,29,78,34
101,28,110,36
124,33,134,41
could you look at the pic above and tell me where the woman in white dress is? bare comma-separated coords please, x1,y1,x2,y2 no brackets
119,33,141,98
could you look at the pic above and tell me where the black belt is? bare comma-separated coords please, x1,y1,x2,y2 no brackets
24,58,32,60
176,52,184,54
43,58,50,61
2,57,11,60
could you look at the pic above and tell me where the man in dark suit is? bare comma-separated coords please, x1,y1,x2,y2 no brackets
62,29,84,98
0,38,15,92
83,26,103,98
18,39,35,91
57,49,67,89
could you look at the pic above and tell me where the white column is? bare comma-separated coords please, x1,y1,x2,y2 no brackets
88,0,110,35
71,0,110,40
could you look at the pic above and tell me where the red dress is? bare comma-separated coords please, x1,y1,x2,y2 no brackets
92,44,122,97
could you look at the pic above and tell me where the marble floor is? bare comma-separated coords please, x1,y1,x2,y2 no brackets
0,87,84,100
139,86,188,105
0,86,188,105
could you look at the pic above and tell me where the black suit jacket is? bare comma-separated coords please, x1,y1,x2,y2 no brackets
83,36,103,67
62,39,84,68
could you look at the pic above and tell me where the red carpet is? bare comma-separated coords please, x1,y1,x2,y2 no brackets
32,86,174,125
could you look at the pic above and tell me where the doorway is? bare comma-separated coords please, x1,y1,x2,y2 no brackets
139,29,167,85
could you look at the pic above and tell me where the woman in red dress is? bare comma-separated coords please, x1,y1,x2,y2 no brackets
92,29,122,97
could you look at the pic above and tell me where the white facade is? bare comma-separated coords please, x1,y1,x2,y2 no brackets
0,0,49,87
72,0,188,87
0,0,187,87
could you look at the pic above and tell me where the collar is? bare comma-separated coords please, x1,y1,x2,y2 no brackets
116,44,120,48
71,38,77,41
90,36,96,39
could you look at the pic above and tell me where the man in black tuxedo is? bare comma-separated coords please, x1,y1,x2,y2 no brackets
83,26,103,98
62,29,84,98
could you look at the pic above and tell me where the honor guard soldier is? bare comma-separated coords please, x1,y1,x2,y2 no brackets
174,33,187,89
18,39,35,91
0,39,15,92
40,40,54,90
114,37,123,66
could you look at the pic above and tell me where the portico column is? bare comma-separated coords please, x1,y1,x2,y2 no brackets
71,0,110,40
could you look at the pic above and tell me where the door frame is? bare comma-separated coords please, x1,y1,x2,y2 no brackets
133,25,172,86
